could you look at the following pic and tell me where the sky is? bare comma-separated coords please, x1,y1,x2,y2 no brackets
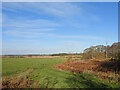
2,2,118,55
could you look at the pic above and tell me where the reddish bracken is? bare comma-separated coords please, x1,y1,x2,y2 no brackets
53,58,120,81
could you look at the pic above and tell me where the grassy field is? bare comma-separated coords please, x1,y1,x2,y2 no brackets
2,58,120,88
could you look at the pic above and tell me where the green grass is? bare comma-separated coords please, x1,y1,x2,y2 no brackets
2,58,120,88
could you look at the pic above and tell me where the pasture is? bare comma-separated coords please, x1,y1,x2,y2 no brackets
2,58,120,88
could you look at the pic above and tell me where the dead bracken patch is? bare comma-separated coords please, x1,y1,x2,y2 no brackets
94,59,120,73
53,58,120,82
2,69,38,88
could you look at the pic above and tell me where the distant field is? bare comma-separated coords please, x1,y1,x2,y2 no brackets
2,58,120,88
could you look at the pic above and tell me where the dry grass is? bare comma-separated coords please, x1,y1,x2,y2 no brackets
53,58,120,84
2,69,39,88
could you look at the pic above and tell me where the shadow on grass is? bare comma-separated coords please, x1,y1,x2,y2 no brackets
98,59,120,73
65,73,111,88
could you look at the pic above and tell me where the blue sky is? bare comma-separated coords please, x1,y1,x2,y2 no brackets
2,2,118,55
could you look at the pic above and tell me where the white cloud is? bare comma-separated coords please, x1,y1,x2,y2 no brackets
2,2,102,31
2,2,109,55
3,18,60,28
2,0,119,2
2,46,84,55
2,2,83,18
3,29,105,40
30,28,56,32
54,35,105,40
2,2,100,21
3,30,47,38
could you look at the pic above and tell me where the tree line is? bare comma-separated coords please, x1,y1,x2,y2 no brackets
82,42,120,59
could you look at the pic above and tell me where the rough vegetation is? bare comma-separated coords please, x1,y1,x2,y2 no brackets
2,69,39,88
54,58,120,85
2,42,120,88
2,58,120,88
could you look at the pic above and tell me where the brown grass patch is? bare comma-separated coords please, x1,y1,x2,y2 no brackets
53,58,120,83
2,69,38,88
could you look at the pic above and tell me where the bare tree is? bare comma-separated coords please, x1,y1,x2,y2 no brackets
105,41,108,58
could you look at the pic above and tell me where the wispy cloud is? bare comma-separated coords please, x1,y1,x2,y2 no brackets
2,0,119,2
2,2,116,55
2,46,84,55
2,2,103,40
30,28,56,32
2,2,83,18
54,35,105,40
3,29,105,40
2,2,102,35
2,2,101,22
3,18,60,28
